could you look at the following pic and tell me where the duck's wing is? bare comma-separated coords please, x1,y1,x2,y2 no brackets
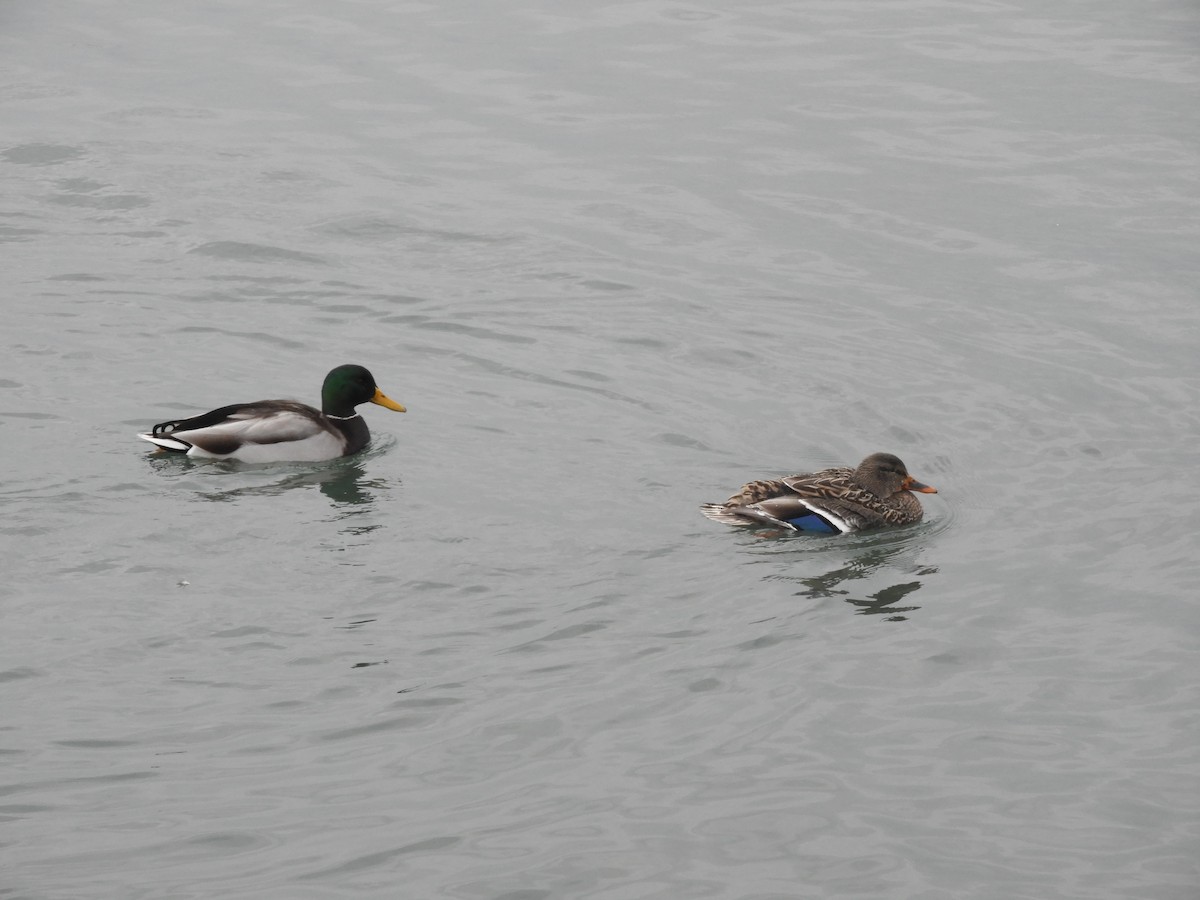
780,468,921,530
138,401,346,461
701,474,838,531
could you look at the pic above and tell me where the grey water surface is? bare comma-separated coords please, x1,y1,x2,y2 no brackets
3,0,1198,898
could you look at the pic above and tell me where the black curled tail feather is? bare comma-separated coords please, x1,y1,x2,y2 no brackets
148,402,263,436
152,419,187,435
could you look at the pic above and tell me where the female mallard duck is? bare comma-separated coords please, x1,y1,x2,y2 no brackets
137,364,406,462
700,452,936,533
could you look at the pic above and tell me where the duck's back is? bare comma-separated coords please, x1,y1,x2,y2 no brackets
723,466,854,506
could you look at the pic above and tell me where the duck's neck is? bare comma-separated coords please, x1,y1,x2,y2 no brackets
329,414,371,456
321,392,358,418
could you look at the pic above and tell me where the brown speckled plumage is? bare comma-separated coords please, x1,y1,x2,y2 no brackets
701,452,936,533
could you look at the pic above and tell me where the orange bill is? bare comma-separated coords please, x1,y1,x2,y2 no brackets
371,387,406,412
902,475,937,494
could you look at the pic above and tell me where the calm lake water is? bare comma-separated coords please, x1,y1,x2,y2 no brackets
3,0,1198,898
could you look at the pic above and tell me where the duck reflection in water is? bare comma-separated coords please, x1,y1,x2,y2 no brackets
795,547,937,621
729,531,938,621
148,455,388,517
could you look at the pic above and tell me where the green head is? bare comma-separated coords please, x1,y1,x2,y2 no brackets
321,365,406,417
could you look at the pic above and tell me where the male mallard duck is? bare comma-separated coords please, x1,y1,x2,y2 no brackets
700,452,936,533
137,364,406,462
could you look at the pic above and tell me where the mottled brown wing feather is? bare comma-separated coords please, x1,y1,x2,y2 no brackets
783,476,924,529
722,466,846,504
722,479,792,506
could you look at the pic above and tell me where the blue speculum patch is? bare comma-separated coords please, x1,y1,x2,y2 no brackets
785,514,839,534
